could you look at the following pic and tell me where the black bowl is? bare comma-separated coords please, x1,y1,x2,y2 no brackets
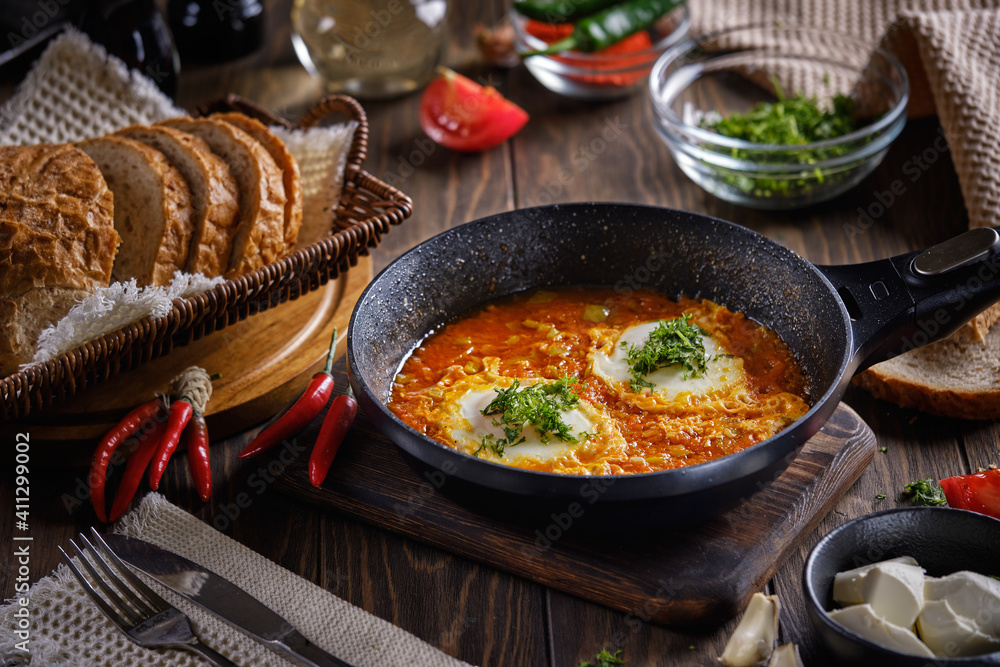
803,507,1000,666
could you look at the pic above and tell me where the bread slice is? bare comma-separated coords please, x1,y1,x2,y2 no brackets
158,117,286,275
952,301,1000,345
116,124,240,278
211,112,303,254
854,324,1000,420
78,136,194,287
0,287,92,375
0,143,118,375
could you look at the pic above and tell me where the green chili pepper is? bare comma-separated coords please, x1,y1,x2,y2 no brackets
522,0,684,56
513,0,622,24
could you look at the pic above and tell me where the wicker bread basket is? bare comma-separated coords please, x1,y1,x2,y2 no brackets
0,94,412,421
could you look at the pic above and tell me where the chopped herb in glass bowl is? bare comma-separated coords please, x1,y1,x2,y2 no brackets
649,25,909,209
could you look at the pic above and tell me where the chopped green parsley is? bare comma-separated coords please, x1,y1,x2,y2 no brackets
476,376,583,457
621,315,708,392
579,648,625,667
699,81,860,198
901,478,948,506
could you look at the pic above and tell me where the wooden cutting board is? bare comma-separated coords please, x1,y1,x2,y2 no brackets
275,364,877,627
5,257,370,458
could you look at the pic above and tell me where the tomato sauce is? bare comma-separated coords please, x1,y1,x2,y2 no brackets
389,287,810,475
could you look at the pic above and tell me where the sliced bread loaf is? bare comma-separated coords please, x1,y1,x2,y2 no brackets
116,124,241,278
158,117,286,275
854,323,1000,420
0,143,118,375
78,136,195,287
211,112,303,254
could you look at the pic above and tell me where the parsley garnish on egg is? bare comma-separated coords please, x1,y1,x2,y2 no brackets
621,314,709,392
476,376,583,457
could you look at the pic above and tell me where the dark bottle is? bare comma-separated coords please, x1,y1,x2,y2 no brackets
77,0,180,98
167,0,264,65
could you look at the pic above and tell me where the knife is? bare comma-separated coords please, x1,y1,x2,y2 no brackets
102,534,352,667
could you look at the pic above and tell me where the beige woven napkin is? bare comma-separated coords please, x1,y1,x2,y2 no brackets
0,493,471,666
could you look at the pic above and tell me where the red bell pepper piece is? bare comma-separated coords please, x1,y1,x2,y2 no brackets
940,468,1000,520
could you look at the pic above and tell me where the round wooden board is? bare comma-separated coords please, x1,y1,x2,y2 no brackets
10,256,371,456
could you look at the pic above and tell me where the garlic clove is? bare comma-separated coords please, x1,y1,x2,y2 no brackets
767,643,804,667
720,592,780,666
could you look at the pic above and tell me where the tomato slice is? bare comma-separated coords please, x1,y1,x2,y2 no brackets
419,68,529,152
940,468,1000,520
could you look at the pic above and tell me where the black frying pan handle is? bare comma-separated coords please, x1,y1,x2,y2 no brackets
817,227,1000,372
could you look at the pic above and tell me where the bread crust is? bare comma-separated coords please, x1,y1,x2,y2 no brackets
117,124,240,278
951,301,1000,345
158,117,286,276
0,144,118,295
0,287,91,376
854,323,1000,420
212,112,303,255
78,136,194,286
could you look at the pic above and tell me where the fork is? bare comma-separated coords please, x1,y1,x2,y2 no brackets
60,527,237,667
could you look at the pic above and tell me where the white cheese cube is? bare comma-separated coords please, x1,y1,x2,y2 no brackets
862,562,926,628
925,571,1000,638
827,604,935,657
918,599,1000,657
832,556,920,605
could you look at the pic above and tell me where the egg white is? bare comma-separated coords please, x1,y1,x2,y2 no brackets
448,384,597,463
591,320,745,401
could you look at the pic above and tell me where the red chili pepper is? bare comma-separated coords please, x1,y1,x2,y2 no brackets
940,468,1000,520
185,411,212,502
239,327,340,459
308,392,358,487
148,398,194,490
89,398,165,523
108,419,167,522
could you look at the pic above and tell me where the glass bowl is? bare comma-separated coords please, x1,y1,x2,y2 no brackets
649,25,909,209
511,4,690,100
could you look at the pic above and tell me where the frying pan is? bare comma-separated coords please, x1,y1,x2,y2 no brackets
347,203,1000,531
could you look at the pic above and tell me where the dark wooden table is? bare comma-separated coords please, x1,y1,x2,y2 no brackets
3,2,997,665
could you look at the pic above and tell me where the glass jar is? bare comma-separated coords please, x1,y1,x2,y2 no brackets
291,0,448,100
